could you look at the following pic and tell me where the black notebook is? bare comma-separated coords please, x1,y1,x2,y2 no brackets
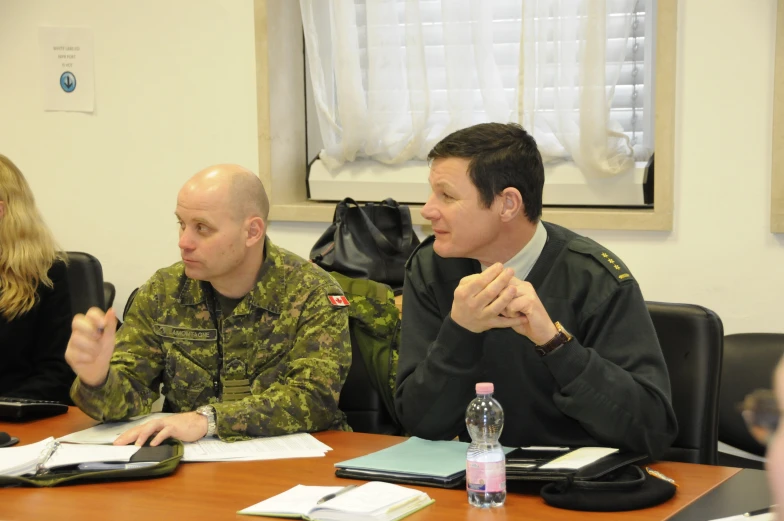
506,446,648,482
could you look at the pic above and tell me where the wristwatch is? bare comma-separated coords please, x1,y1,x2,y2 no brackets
534,321,573,357
196,405,217,437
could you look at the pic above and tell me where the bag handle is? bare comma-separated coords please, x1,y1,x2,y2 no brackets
334,197,361,223
377,198,415,252
355,203,403,256
338,198,413,256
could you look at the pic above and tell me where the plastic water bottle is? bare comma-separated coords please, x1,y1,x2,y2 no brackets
465,382,506,508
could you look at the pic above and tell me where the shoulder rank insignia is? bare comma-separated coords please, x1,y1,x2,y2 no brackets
568,238,634,283
598,251,633,282
327,294,350,307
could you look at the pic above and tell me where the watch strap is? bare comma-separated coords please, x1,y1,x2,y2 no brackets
196,405,217,437
535,321,573,357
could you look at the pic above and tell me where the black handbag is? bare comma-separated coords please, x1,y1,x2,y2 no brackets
310,198,420,290
505,449,677,511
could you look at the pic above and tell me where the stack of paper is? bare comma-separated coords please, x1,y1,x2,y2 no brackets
184,433,332,462
58,413,174,444
59,414,333,462
0,438,55,476
238,481,434,521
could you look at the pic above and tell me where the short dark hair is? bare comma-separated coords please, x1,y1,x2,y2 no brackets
427,122,544,222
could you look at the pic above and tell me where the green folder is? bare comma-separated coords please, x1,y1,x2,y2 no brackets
336,437,481,488
337,437,469,477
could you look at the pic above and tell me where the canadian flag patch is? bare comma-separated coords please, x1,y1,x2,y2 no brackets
328,294,350,307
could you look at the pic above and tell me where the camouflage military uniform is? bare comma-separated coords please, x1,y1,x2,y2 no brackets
71,238,351,441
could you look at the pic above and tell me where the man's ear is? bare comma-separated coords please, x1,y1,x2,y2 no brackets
498,188,523,222
246,216,266,246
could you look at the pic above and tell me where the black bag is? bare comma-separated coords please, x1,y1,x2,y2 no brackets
539,465,677,511
506,450,677,511
310,198,420,291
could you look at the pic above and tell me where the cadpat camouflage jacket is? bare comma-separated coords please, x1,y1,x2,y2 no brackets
71,238,351,441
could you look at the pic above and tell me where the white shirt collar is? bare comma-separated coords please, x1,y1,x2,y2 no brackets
482,220,547,281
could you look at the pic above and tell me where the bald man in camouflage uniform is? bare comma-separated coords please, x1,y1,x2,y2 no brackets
65,165,351,445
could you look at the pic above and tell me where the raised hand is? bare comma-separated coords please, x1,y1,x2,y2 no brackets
65,307,117,387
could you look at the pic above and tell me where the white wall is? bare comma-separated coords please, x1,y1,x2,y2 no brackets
1,0,782,334
0,0,259,314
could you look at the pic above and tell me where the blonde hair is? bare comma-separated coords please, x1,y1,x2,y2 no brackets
0,155,65,320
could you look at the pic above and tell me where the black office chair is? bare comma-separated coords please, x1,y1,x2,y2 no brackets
328,273,403,436
65,252,106,315
717,333,784,469
648,301,724,464
103,281,116,310
338,334,401,435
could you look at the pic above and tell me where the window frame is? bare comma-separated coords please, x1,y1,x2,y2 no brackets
256,0,677,231
772,0,784,234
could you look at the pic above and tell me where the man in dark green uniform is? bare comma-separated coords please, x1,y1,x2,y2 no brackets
394,123,678,458
66,165,351,445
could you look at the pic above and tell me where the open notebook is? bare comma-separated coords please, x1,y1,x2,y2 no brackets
238,481,433,521
0,437,140,477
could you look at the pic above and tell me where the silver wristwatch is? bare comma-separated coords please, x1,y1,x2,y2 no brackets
196,405,217,437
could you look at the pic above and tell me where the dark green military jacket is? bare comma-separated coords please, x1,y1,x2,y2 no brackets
71,238,351,441
395,222,678,458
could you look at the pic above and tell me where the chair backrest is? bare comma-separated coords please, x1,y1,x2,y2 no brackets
338,333,401,435
103,281,116,310
719,333,784,456
329,272,402,435
65,252,105,315
647,301,723,464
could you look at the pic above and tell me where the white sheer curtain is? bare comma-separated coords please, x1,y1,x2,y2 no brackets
301,0,520,170
301,0,646,178
522,0,641,177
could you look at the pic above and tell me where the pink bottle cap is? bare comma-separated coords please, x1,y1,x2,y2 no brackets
475,382,494,394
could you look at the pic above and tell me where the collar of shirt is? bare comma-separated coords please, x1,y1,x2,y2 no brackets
177,236,286,315
481,220,548,281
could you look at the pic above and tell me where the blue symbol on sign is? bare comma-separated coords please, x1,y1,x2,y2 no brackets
60,71,76,93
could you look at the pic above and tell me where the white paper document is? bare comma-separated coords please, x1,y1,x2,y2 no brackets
238,481,434,521
538,447,619,470
0,437,140,477
58,413,174,444
183,433,333,462
59,413,332,463
239,485,342,516
38,27,95,112
45,442,140,469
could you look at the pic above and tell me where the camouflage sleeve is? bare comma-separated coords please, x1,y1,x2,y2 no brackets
70,276,165,421
212,287,351,441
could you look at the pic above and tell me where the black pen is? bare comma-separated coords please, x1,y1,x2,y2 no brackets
744,505,776,517
316,485,357,505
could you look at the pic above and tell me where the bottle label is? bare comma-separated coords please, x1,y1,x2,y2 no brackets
466,459,506,493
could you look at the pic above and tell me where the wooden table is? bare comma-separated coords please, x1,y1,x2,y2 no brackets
1,409,740,521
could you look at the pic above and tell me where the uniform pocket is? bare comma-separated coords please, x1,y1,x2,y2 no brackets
161,340,215,411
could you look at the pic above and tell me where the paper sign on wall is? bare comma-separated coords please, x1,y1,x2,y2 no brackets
39,27,95,112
